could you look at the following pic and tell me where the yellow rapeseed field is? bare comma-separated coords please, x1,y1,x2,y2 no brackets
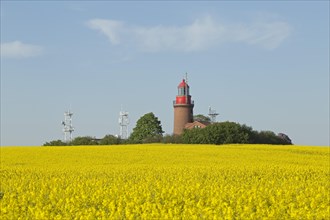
0,144,329,219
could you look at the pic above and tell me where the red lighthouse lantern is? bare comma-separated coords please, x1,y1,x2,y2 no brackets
173,79,194,135
175,79,193,104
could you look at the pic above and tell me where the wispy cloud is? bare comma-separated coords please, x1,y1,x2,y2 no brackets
1,41,43,58
87,19,124,45
229,21,292,49
87,15,291,52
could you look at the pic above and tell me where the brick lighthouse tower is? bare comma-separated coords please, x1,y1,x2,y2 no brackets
173,77,194,135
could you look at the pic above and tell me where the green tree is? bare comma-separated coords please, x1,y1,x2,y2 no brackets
194,114,211,122
181,127,207,144
182,122,251,145
100,134,121,145
43,139,67,146
162,134,182,144
204,122,250,144
255,131,291,145
70,136,98,145
129,112,164,143
277,133,292,144
181,121,292,145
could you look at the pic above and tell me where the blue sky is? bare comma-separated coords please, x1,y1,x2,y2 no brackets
1,1,329,146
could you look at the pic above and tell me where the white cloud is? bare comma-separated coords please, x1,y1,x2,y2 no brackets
1,41,43,58
87,15,291,52
133,16,226,52
231,21,292,49
86,19,124,45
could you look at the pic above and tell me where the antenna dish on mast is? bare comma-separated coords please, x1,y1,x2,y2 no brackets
119,109,129,139
62,109,74,142
208,106,219,123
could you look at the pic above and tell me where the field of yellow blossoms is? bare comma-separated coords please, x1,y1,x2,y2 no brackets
1,144,329,219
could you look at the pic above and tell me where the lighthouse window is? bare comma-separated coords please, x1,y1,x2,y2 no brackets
179,87,185,96
178,86,190,96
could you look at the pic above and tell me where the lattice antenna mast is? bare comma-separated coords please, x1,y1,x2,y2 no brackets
62,110,74,142
208,106,219,123
119,110,129,139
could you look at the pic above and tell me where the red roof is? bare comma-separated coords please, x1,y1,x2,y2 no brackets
178,79,189,88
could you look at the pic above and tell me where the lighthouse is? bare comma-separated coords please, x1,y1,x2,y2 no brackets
173,78,194,135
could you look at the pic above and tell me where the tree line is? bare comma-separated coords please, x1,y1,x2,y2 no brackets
44,112,292,146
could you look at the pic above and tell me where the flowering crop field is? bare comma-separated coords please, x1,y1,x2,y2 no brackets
0,144,329,219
